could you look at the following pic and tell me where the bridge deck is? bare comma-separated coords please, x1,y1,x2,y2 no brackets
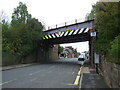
42,20,94,44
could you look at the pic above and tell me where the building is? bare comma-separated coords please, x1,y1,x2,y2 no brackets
64,46,79,58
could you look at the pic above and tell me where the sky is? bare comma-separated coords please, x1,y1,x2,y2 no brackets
0,0,99,53
60,41,89,53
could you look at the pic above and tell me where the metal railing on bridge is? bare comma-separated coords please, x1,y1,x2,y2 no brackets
44,18,86,31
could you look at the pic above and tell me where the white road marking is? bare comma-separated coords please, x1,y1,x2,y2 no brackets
30,78,37,82
72,72,74,75
0,79,16,86
29,66,55,76
29,70,42,76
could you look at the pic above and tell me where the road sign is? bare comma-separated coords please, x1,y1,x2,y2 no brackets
94,53,99,64
90,32,96,37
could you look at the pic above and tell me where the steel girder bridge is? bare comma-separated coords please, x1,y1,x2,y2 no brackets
41,20,95,64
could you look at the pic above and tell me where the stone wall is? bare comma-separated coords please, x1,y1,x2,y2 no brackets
100,55,120,88
23,51,37,63
48,45,58,61
2,44,59,66
23,45,59,63
2,52,21,66
24,47,49,63
37,47,49,62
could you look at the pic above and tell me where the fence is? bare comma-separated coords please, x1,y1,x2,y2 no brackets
45,18,86,31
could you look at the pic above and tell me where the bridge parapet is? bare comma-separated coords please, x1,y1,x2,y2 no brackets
42,20,94,40
44,20,94,35
46,18,85,30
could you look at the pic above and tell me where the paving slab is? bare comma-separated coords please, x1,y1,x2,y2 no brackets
79,65,109,88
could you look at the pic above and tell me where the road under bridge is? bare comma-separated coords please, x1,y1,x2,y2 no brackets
39,20,96,65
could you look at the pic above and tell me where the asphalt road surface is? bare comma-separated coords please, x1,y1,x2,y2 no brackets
2,58,81,88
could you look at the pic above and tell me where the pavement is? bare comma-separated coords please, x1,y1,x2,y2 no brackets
79,64,109,88
0,63,37,71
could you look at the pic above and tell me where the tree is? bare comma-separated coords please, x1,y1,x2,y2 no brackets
107,35,120,64
2,2,44,65
19,18,44,56
10,2,44,57
58,45,64,55
0,11,8,24
92,2,120,54
85,6,96,21
2,20,14,53
2,2,44,61
11,2,31,27
87,2,120,63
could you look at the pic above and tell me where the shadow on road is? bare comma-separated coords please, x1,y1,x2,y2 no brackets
48,58,81,66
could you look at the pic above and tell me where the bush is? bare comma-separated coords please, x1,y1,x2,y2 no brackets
107,35,120,64
2,2,44,66
2,52,21,66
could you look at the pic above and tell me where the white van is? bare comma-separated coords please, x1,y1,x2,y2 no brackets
78,53,86,61
78,53,87,65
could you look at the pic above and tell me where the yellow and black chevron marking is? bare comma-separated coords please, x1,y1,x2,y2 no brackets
42,27,92,40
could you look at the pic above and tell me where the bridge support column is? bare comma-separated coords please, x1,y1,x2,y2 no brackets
36,42,49,63
89,37,93,65
37,43,59,63
48,45,59,61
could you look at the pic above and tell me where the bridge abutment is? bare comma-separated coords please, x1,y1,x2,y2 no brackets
48,45,59,61
36,43,58,63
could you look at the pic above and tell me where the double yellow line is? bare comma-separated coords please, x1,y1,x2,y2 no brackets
74,66,83,85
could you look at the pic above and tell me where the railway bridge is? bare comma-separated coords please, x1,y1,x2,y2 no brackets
39,20,96,65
